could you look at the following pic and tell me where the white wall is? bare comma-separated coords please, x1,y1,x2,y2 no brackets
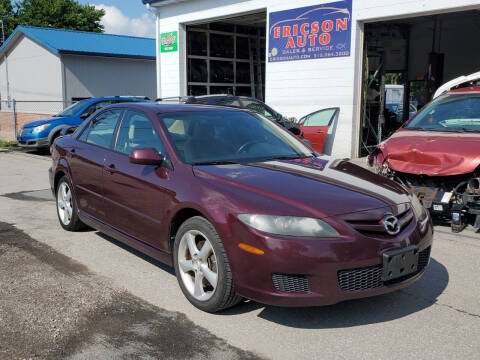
0,35,63,113
151,0,480,158
62,55,157,101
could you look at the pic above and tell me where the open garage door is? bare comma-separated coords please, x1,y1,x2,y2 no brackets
186,12,266,100
360,9,480,156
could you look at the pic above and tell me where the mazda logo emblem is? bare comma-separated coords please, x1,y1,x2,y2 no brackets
383,215,400,235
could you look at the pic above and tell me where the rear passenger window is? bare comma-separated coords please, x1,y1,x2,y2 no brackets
79,109,123,149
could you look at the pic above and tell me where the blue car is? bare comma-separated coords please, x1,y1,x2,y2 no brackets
17,97,149,150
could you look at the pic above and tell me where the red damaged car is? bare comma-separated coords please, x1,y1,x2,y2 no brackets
50,103,433,312
369,86,480,232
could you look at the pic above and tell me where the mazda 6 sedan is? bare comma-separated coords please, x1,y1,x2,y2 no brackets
49,103,434,313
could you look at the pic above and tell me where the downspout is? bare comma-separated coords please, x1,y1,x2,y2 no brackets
60,55,68,108
4,52,10,106
147,4,162,99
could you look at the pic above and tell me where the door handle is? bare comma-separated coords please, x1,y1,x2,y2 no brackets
106,163,117,174
315,130,325,134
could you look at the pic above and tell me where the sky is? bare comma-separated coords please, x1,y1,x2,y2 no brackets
77,1,156,38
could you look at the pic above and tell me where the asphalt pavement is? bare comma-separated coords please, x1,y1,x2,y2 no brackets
0,150,479,359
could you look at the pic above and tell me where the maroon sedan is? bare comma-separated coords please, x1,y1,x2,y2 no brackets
49,103,433,313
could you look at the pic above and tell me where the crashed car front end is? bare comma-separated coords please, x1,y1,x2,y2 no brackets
368,89,480,233
369,150,480,232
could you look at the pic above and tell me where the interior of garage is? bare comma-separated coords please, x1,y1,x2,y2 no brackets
186,12,266,100
360,9,480,156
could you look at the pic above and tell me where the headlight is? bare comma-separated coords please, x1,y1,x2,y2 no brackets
32,124,51,133
410,194,424,219
238,214,340,238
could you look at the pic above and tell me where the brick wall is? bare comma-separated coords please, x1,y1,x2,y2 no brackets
0,111,53,141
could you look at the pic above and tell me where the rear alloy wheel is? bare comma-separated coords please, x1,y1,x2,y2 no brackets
173,217,242,312
56,176,85,231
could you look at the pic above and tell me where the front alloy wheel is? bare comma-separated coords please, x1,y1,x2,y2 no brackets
173,216,242,312
178,230,218,301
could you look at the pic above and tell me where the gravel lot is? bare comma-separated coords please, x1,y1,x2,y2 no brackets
1,150,479,359
0,220,259,360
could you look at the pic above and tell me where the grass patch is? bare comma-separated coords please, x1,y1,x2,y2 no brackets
0,140,20,149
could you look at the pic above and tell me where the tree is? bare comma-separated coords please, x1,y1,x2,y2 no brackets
0,0,105,42
0,0,17,41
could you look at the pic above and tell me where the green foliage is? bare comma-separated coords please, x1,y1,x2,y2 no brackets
0,0,17,40
0,0,105,43
0,139,20,149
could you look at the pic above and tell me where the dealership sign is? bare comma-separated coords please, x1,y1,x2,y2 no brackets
268,0,352,62
160,31,178,53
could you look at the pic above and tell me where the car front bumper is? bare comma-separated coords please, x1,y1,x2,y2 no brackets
17,136,49,149
226,213,434,307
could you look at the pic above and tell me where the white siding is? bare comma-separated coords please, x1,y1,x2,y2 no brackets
62,55,157,101
0,34,63,113
152,0,480,158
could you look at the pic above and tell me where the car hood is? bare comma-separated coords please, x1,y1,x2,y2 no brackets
193,157,410,218
23,117,65,128
380,129,480,176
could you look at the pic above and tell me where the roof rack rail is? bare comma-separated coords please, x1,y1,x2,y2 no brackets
106,95,151,100
155,96,191,103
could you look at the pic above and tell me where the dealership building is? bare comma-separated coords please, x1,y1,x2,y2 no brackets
143,0,480,158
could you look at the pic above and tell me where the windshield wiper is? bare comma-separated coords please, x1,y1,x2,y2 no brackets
258,155,313,162
192,161,238,166
441,127,479,133
404,126,428,131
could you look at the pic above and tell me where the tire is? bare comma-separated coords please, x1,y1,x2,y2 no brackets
173,216,242,313
56,176,85,231
49,132,60,154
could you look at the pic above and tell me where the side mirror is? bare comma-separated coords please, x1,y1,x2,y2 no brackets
129,148,164,166
60,126,78,136
288,125,301,136
79,112,90,119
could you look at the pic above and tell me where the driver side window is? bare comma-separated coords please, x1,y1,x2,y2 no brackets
114,110,166,156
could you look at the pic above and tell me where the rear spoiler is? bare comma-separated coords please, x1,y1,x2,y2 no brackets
433,70,480,99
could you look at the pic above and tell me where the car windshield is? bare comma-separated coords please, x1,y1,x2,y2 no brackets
55,100,88,117
159,110,313,165
404,93,480,132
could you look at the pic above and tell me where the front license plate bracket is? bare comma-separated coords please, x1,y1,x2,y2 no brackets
382,245,419,281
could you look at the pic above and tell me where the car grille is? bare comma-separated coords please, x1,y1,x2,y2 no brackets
272,273,310,293
337,246,431,292
345,208,414,237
